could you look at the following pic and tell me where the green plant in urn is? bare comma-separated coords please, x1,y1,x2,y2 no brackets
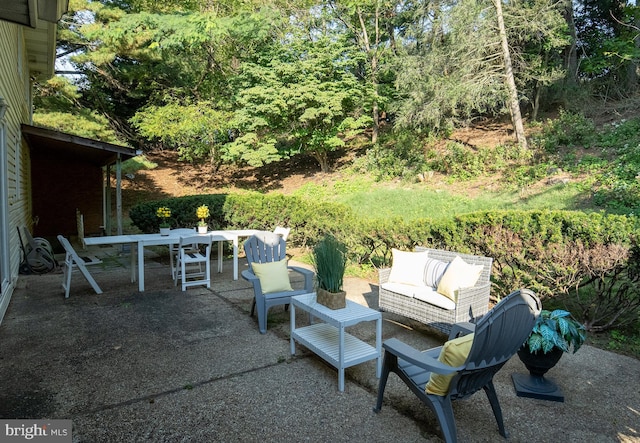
312,234,347,309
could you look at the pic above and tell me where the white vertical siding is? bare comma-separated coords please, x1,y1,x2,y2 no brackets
0,20,35,323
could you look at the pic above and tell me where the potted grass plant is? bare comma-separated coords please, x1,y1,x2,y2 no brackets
312,234,347,309
513,308,586,401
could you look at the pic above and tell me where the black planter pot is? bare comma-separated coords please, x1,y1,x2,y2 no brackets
511,345,565,402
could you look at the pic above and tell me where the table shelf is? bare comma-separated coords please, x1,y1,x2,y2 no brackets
292,323,379,369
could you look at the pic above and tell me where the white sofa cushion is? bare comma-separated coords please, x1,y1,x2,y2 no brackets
388,248,430,287
437,255,483,302
381,282,456,310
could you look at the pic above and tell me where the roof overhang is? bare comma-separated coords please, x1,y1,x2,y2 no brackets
0,0,70,80
22,124,139,167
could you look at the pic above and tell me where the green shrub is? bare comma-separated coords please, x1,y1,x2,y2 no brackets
222,193,356,247
129,194,228,232
131,193,640,332
532,110,597,152
429,141,529,182
354,130,428,181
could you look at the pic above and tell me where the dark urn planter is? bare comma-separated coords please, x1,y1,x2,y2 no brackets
511,345,565,402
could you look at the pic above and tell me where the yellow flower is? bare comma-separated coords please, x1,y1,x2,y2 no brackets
196,205,210,220
156,207,171,228
156,207,171,219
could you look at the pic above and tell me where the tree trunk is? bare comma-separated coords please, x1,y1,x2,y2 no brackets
561,0,578,85
357,6,380,144
494,0,528,149
313,150,330,173
532,81,541,122
625,14,639,92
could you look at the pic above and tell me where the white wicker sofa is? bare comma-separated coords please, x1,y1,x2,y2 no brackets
379,247,493,334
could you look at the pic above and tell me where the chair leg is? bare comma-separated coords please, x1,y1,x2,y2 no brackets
256,297,268,334
181,259,187,291
63,262,72,299
174,258,180,286
76,262,103,295
373,351,396,412
483,380,508,438
205,258,211,289
431,396,458,443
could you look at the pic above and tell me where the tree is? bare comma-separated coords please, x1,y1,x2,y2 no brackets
229,36,371,172
393,0,567,143
393,0,509,133
131,102,234,169
574,0,640,96
56,0,285,161
494,0,527,148
327,0,400,144
33,76,125,144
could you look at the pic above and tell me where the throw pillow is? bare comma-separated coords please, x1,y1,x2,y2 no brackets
425,333,475,396
251,259,293,293
423,257,449,288
388,248,430,287
436,256,483,302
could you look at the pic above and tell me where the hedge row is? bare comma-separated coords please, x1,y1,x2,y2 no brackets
130,194,228,233
130,193,640,330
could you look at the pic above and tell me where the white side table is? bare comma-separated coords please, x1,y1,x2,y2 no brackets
290,293,382,392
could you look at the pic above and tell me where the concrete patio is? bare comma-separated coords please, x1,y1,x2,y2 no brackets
0,243,638,442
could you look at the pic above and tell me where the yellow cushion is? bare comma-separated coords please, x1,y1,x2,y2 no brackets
388,248,430,287
251,259,293,293
436,256,483,302
425,333,474,395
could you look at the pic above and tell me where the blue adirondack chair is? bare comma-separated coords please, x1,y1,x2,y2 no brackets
374,288,542,442
242,233,314,334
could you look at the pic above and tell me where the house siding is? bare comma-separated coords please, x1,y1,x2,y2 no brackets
0,20,36,324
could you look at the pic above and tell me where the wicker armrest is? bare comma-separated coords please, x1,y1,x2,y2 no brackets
379,267,392,284
457,282,491,304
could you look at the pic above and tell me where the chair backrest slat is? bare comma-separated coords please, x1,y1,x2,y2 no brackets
450,288,541,398
179,234,212,250
244,235,287,271
57,235,83,265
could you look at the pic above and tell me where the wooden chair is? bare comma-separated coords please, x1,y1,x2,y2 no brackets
57,235,103,298
168,228,198,279
374,288,541,443
173,234,212,291
242,234,314,334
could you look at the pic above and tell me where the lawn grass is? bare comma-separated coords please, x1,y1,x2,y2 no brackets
322,181,592,219
300,176,640,359
121,155,158,175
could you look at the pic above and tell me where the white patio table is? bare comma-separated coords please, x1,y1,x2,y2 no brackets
84,229,260,291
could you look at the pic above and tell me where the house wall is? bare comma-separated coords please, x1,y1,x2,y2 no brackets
0,21,33,324
31,154,103,240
